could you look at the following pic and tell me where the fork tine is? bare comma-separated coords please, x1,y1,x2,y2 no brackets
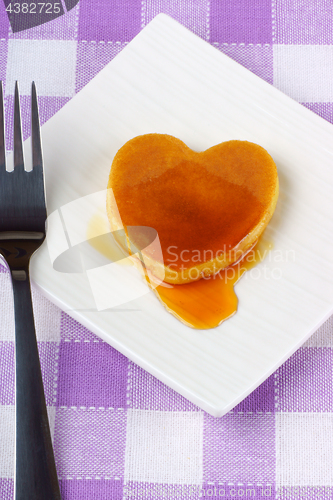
31,81,43,170
30,82,46,221
0,81,5,171
13,81,24,170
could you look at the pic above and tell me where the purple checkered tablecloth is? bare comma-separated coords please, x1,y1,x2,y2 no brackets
1,1,333,499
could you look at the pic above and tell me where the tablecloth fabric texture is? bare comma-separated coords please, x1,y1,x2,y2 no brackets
1,1,333,499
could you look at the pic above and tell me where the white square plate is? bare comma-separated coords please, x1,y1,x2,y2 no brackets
18,14,333,416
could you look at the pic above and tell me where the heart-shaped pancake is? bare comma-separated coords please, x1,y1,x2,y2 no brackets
107,134,278,284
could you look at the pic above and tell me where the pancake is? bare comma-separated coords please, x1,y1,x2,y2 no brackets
106,134,279,284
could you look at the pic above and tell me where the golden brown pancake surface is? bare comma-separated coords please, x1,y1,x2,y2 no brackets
107,134,279,284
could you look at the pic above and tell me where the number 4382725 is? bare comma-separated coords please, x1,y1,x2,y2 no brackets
6,2,61,14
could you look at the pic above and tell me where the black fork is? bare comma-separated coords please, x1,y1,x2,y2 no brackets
0,81,61,499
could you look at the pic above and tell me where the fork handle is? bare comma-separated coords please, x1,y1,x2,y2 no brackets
11,267,61,500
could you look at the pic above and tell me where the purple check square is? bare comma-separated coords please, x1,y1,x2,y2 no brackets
0,479,14,500
37,95,71,124
233,374,275,413
210,0,272,44
77,0,141,42
201,483,275,499
304,103,333,126
0,1,9,38
217,44,273,84
129,362,200,411
204,412,275,482
0,40,8,83
57,340,128,407
125,482,201,499
60,479,123,500
0,262,7,272
0,342,14,405
8,5,78,40
276,347,333,412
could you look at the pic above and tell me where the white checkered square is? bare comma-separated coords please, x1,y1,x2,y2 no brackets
0,406,14,478
0,272,61,342
6,39,77,97
274,0,333,45
124,410,203,484
276,413,333,487
54,407,127,479
76,41,125,93
273,45,333,102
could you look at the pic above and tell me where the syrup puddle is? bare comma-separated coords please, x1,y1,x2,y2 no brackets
152,238,272,329
87,214,273,329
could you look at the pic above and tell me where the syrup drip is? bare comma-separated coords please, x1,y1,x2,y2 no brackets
87,215,273,329
152,238,272,329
